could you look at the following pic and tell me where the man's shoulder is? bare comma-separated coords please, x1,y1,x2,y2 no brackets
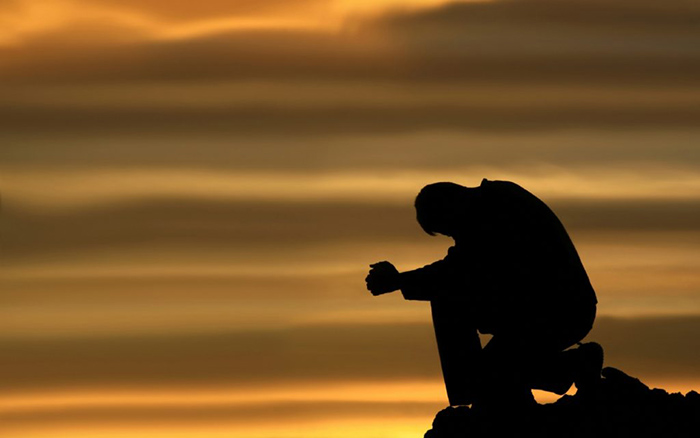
480,178,532,197
479,178,553,216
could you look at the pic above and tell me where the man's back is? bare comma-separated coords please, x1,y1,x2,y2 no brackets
401,179,596,337
471,179,596,334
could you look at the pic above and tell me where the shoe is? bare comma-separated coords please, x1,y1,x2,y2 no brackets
573,342,604,395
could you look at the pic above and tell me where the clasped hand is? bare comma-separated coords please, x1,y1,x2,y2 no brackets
365,261,400,296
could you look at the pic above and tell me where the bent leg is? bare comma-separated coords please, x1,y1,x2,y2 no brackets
483,304,598,398
431,300,481,406
529,304,598,394
479,335,538,408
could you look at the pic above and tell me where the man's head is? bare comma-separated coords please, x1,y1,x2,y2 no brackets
415,182,473,237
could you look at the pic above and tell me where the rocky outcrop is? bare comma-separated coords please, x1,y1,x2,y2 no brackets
425,367,700,438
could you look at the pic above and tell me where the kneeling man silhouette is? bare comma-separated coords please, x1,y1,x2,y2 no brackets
366,179,603,408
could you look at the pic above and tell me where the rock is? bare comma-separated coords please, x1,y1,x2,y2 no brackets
424,367,700,438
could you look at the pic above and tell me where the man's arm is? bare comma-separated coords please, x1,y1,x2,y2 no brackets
366,247,461,301
399,256,456,301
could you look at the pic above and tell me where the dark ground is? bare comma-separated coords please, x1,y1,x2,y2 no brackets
425,367,700,438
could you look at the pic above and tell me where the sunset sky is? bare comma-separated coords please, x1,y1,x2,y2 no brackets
1,0,700,437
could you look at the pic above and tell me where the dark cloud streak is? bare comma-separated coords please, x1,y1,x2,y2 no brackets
1,317,699,393
4,199,700,261
383,0,700,32
1,101,699,139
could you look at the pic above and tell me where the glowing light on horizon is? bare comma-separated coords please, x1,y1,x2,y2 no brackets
3,420,435,438
2,380,696,438
1,382,445,438
0,381,445,413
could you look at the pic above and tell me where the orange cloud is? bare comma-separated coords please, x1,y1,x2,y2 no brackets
0,0,465,47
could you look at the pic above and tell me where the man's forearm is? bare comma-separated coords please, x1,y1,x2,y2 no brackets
399,266,446,301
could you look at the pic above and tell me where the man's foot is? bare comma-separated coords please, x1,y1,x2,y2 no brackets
573,342,604,395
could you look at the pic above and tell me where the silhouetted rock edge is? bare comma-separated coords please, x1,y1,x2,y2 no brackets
425,367,700,438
